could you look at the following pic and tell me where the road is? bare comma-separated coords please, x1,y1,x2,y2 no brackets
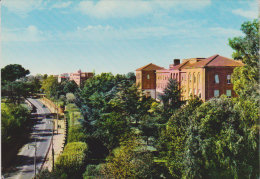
4,98,53,179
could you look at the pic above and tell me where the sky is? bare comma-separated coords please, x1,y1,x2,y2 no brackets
1,0,258,75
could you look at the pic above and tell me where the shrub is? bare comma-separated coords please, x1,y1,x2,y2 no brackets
83,164,103,178
55,142,88,178
67,125,87,143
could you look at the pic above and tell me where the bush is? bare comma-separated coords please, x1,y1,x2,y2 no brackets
67,125,87,143
83,164,102,178
55,142,88,178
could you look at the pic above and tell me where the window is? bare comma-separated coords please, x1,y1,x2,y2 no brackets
226,90,231,98
147,74,150,79
189,73,191,83
176,74,178,80
198,73,200,84
227,75,231,84
214,90,219,97
193,73,196,83
171,73,173,79
189,88,192,96
215,74,219,84
198,89,201,98
194,89,196,95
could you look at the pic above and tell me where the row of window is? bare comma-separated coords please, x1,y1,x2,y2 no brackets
214,89,232,97
145,73,232,85
188,73,200,84
214,74,231,84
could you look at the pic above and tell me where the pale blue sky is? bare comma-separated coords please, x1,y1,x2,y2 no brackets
1,0,258,75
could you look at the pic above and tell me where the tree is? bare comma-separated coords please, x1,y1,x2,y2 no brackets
1,64,30,82
229,19,259,99
66,93,76,103
63,80,78,94
102,137,157,178
41,75,59,98
1,103,31,167
159,79,182,120
183,97,259,178
95,112,131,152
162,97,202,178
1,64,33,104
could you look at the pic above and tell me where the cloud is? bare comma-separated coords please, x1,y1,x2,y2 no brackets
232,0,258,19
2,25,49,42
2,0,44,16
209,27,243,38
50,1,72,9
76,0,211,18
232,9,258,19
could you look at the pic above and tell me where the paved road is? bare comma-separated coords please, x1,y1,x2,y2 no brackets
4,98,53,179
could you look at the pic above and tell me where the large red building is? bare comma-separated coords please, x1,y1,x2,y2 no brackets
136,55,244,101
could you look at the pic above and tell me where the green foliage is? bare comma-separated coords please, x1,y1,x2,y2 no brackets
2,81,34,104
41,75,59,98
1,103,31,166
63,80,78,94
1,64,33,104
1,64,30,82
67,125,86,143
95,112,131,151
83,164,103,178
159,79,182,120
184,97,259,178
102,137,156,178
229,19,259,99
161,97,202,178
75,72,152,156
55,142,88,178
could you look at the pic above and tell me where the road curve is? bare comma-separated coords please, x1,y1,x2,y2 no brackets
4,98,53,179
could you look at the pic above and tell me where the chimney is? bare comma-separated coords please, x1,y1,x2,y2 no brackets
173,59,180,66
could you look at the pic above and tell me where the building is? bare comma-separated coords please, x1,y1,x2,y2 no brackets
69,69,93,86
58,73,70,83
136,54,244,101
136,63,165,98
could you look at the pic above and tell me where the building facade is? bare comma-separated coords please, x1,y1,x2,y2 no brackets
58,73,70,83
136,55,244,101
69,69,93,86
136,63,165,99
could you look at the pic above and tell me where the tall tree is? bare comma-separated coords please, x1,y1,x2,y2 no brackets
229,19,259,99
184,97,259,178
159,79,182,120
1,64,30,83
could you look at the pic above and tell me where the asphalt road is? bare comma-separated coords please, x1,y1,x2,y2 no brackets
4,98,53,179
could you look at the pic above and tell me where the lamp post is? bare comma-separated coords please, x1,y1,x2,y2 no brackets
51,118,55,171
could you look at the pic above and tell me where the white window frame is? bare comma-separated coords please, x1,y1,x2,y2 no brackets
227,75,231,84
215,74,219,84
214,90,219,97
226,90,231,98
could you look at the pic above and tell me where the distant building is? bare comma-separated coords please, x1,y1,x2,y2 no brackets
58,73,69,83
136,63,165,99
69,69,93,86
136,54,244,101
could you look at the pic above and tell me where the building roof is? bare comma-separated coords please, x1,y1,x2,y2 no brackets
136,63,165,71
182,54,244,69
